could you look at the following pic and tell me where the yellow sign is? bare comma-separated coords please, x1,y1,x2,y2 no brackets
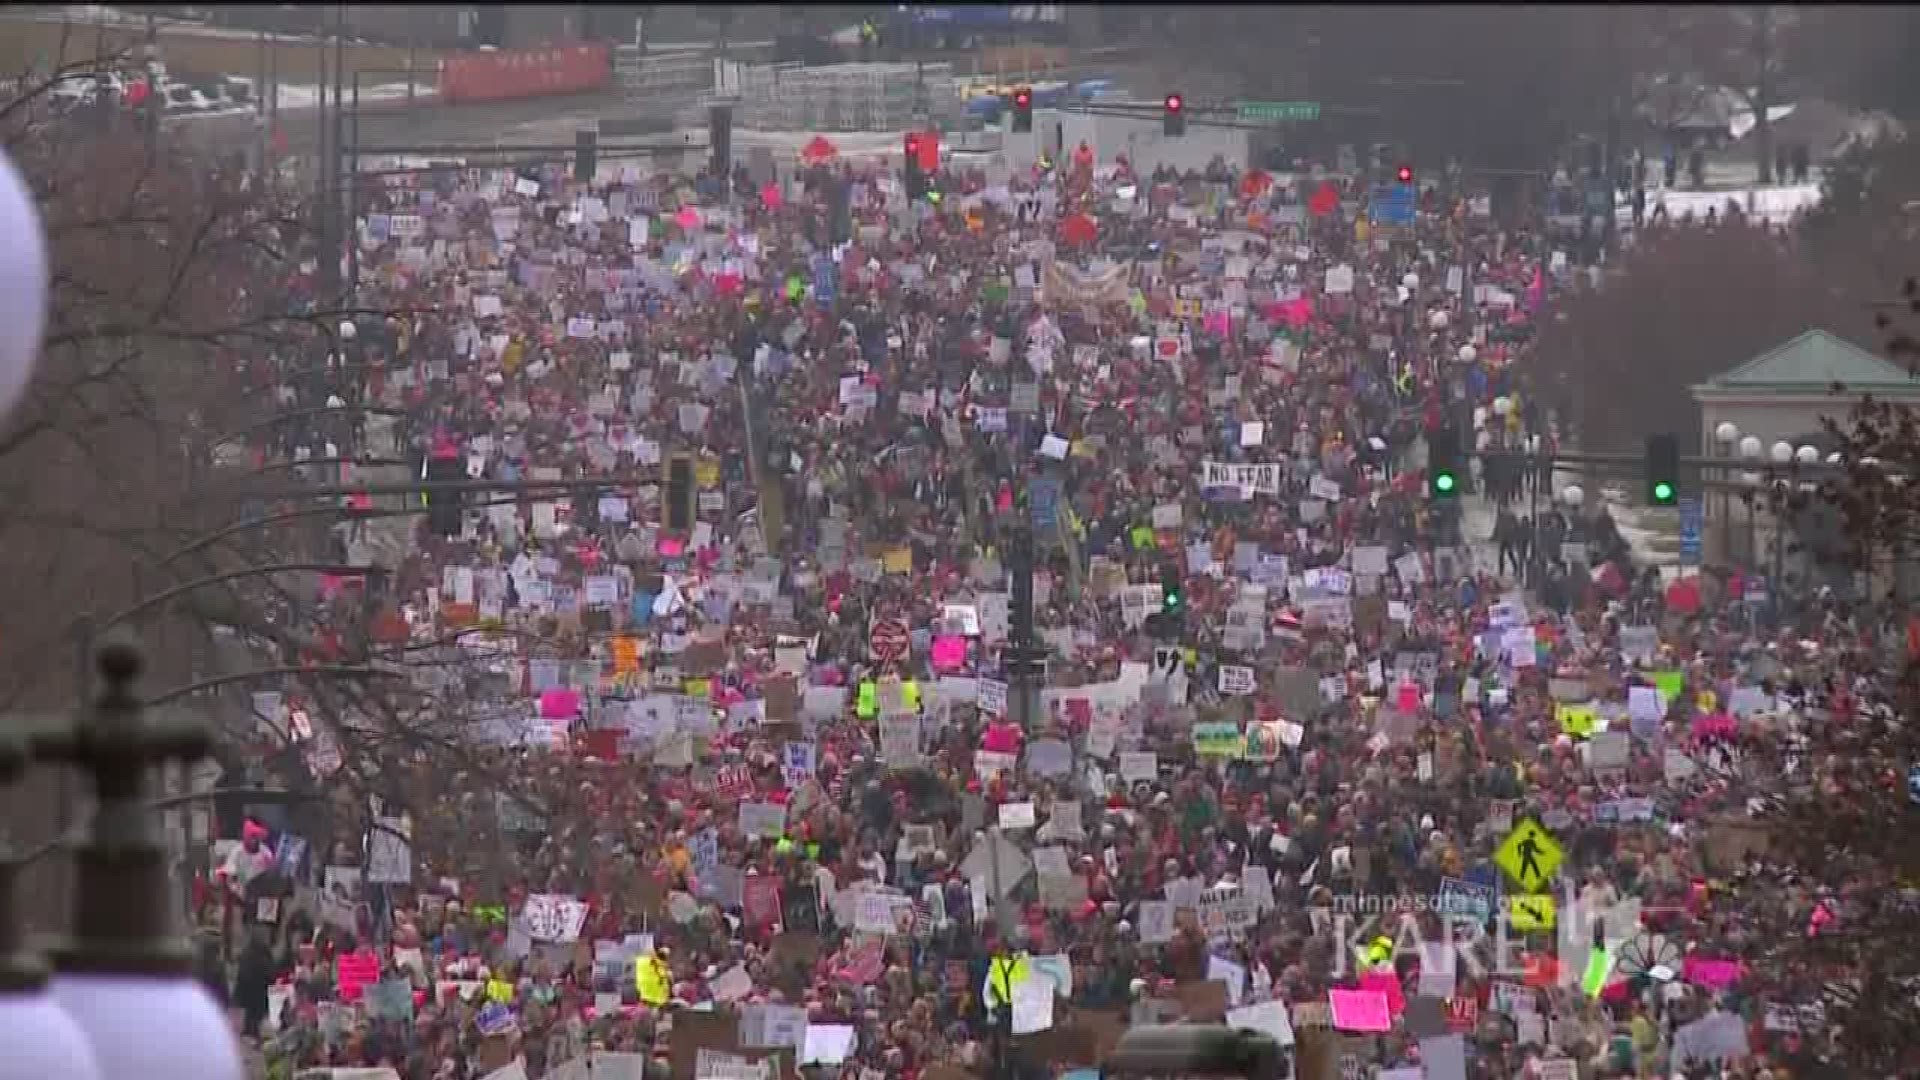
1556,703,1598,739
1494,817,1563,893
882,546,914,574
1506,893,1557,932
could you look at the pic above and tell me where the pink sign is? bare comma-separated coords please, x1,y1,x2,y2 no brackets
931,635,967,671
539,688,580,720
1265,297,1314,329
1395,682,1422,714
1328,988,1392,1032
1358,970,1405,1016
1690,712,1738,742
675,206,702,232
1682,956,1744,990
336,950,380,1003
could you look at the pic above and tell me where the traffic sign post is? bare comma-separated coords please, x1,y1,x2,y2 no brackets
1506,893,1557,932
1236,101,1321,123
868,618,910,665
1369,183,1417,227
1678,496,1703,566
1494,817,1563,894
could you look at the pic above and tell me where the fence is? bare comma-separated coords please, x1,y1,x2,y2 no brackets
736,61,959,132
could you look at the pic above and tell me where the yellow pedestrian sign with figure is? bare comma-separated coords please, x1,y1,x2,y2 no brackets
1506,893,1557,932
1494,817,1562,894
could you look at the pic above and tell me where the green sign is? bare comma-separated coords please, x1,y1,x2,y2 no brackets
1237,101,1321,123
1192,722,1245,757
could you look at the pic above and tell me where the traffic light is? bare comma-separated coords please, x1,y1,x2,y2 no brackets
1011,87,1033,132
904,133,926,199
573,128,597,183
1159,561,1184,615
1163,93,1186,137
664,454,696,533
1396,163,1413,184
1645,433,1680,506
1429,425,1462,500
422,454,466,537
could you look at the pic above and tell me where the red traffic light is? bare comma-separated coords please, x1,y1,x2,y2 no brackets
1164,93,1184,112
1396,165,1413,183
1013,88,1031,108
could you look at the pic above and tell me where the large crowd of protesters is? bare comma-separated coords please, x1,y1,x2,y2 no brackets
201,136,1877,1080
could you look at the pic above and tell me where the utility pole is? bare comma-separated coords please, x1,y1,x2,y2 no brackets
331,3,348,302
1752,6,1775,186
1601,5,1622,257
142,10,159,156
315,24,333,297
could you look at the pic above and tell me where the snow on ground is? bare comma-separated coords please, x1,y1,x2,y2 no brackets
271,82,434,112
1645,181,1824,223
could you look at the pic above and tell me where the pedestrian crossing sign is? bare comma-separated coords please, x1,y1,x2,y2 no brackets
1506,893,1557,932
1494,817,1562,893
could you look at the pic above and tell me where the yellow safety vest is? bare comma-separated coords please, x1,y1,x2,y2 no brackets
984,953,1032,1009
636,954,671,1006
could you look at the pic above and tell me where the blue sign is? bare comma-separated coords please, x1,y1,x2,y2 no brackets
1438,877,1496,922
1030,475,1061,532
1678,496,1704,565
1744,575,1769,605
812,254,837,304
1909,765,1920,806
1369,183,1417,226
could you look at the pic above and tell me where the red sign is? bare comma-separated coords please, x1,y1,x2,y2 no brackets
914,130,940,172
1446,995,1478,1031
439,43,612,105
869,619,910,663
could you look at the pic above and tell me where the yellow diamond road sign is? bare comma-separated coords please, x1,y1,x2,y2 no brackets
1494,817,1563,893
1506,893,1557,932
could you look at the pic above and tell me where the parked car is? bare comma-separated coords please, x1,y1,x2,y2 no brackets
222,76,256,107
162,80,212,112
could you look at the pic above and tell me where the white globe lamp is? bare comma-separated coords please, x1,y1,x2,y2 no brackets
0,149,49,426
1562,485,1584,508
1492,395,1511,416
1794,445,1819,465
1713,422,1739,446
1769,441,1793,464
49,643,242,1080
1457,344,1477,364
1738,435,1763,460
339,319,357,341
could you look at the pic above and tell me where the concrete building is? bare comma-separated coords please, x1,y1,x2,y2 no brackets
1692,329,1920,576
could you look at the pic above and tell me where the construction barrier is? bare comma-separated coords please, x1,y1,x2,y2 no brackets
439,43,611,105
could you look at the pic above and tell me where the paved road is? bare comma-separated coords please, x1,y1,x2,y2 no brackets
174,88,642,155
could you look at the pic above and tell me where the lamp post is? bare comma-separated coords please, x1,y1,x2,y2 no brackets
45,641,243,1080
0,140,103,1080
1738,436,1763,566
1714,422,1739,565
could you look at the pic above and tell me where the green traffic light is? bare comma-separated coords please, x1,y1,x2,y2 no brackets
1653,481,1675,503
1434,472,1457,493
